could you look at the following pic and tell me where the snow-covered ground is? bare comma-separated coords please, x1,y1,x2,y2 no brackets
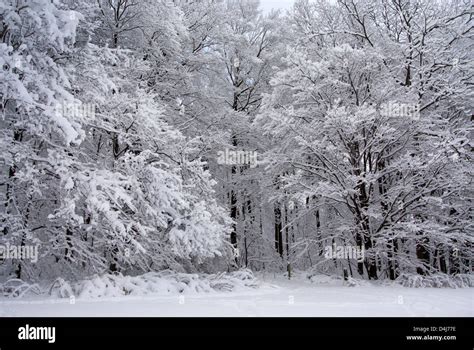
1,274,472,317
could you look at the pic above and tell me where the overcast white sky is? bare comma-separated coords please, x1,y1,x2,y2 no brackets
260,0,295,12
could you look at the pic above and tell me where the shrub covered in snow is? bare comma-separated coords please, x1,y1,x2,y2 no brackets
46,269,259,299
395,273,473,288
0,279,41,298
48,278,75,298
306,274,343,285
303,268,368,286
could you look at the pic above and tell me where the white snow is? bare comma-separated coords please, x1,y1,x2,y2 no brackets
1,274,472,317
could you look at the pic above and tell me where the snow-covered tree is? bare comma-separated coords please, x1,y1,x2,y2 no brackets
0,0,232,282
256,0,473,279
0,0,471,285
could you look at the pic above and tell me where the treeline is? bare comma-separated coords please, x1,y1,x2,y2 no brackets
0,0,472,283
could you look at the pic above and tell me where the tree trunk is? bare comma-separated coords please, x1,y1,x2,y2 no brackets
274,205,283,257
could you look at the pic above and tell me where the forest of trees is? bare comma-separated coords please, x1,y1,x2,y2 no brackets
0,0,472,284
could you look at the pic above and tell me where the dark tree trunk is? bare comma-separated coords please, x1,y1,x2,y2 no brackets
229,134,238,267
416,237,430,275
108,245,119,273
355,233,364,276
387,239,399,280
364,236,378,280
274,205,283,257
